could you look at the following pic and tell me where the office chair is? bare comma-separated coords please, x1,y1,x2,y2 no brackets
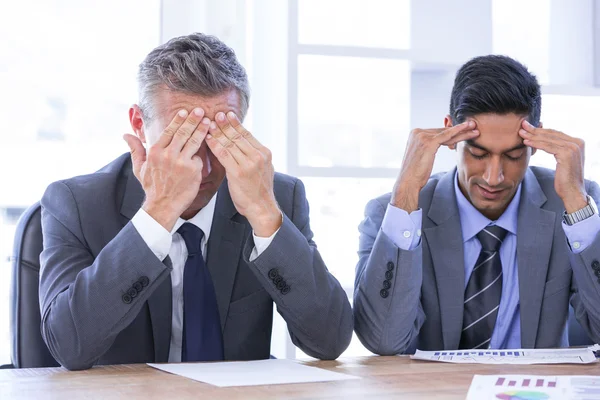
9,202,58,368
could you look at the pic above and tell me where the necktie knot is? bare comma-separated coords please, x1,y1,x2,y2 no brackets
177,223,204,256
476,225,507,252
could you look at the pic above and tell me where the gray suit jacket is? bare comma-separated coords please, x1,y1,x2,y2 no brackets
39,153,352,370
354,167,600,355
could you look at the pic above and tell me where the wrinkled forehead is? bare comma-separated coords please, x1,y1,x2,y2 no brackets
467,113,527,152
153,88,241,123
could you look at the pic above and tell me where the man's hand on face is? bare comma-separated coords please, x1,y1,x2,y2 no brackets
124,108,211,231
518,120,587,213
205,111,281,238
391,121,480,212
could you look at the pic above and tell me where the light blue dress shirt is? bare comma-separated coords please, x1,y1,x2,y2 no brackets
381,171,600,348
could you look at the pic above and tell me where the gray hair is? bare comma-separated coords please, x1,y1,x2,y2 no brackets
137,32,250,122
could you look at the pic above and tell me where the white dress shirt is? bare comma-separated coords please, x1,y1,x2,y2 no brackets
131,194,277,362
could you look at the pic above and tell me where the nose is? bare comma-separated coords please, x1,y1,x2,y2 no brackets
198,142,212,178
482,156,504,187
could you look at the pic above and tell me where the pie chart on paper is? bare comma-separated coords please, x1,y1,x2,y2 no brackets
495,392,550,400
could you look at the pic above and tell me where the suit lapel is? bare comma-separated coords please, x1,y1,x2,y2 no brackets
517,169,555,348
119,161,173,362
424,169,465,349
206,181,247,331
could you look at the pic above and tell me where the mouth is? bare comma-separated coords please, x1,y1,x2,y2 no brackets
476,184,506,201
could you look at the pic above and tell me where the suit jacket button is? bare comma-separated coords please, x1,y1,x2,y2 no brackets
592,260,600,270
387,262,394,271
281,285,291,295
273,275,283,284
595,270,600,277
133,282,143,292
122,294,132,304
127,288,138,298
382,280,391,289
385,270,393,280
139,276,150,287
268,268,279,279
276,281,286,290
380,289,389,298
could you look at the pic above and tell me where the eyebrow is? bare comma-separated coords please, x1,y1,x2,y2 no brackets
465,140,526,154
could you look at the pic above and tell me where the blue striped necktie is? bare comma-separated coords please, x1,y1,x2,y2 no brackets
460,225,507,350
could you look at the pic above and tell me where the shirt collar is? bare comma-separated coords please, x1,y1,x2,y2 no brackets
454,172,521,242
171,193,218,240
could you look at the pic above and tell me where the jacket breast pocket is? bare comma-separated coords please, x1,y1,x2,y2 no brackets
227,289,271,316
543,268,572,299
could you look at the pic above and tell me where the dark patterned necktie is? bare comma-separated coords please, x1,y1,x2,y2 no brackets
177,223,224,361
459,225,508,349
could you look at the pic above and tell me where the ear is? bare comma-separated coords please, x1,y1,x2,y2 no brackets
444,114,453,128
129,105,147,144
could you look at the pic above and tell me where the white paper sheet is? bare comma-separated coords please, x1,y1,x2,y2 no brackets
411,344,599,364
147,359,360,387
467,374,600,400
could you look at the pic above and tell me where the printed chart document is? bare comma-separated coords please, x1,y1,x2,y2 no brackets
147,359,360,387
466,374,600,400
411,345,599,364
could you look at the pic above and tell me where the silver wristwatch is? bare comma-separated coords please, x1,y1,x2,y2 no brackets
563,195,598,226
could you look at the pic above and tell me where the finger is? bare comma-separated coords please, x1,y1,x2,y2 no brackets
214,112,254,155
225,111,264,150
521,120,540,134
520,126,578,144
523,138,562,155
156,109,188,148
205,131,240,171
169,108,205,153
208,121,244,164
123,134,147,177
181,117,210,159
435,120,476,144
441,129,480,147
519,129,570,148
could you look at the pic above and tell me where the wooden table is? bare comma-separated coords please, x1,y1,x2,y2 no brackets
1,356,599,399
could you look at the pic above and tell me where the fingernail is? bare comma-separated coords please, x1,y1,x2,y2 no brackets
524,120,533,127
178,109,188,117
193,108,203,116
519,129,528,135
206,134,213,139
210,121,217,129
467,121,474,127
227,111,236,119
202,118,210,125
472,129,479,134
217,113,225,122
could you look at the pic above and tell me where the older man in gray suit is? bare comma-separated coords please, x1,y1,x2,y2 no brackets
39,33,352,370
354,55,600,355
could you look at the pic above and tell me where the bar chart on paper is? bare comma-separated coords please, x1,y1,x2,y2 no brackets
411,345,599,364
466,375,600,400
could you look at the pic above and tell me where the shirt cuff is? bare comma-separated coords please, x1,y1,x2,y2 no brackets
381,204,423,250
249,212,283,262
131,209,172,261
562,213,600,254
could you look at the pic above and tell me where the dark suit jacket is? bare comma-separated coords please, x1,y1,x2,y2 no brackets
39,153,352,370
354,167,600,354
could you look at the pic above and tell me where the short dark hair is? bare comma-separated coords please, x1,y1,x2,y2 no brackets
449,55,541,126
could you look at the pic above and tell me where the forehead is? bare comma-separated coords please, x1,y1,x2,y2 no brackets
154,88,241,121
468,113,525,150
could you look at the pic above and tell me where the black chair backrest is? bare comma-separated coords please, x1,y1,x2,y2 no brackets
10,202,58,368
